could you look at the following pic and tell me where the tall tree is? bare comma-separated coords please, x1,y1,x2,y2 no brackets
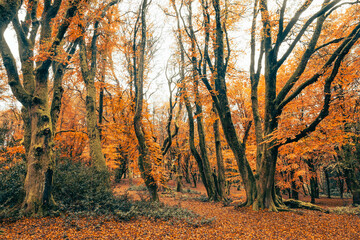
250,0,360,210
133,0,159,201
171,0,219,200
0,0,82,215
195,0,257,204
78,0,120,173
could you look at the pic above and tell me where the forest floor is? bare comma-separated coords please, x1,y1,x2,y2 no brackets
1,179,359,239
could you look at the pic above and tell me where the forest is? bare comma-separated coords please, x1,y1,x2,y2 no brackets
0,0,360,239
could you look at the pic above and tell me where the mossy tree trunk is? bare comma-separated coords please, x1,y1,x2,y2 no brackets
0,0,81,215
78,1,121,174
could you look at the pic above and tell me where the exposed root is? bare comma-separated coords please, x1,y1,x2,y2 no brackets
234,200,252,209
283,199,329,213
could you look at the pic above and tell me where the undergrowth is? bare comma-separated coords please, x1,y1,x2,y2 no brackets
0,161,213,226
330,206,360,215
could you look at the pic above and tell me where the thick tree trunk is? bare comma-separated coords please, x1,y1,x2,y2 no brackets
1,0,83,215
216,104,257,205
23,92,55,215
21,107,32,156
253,143,280,211
1,8,55,214
85,84,107,173
78,32,108,173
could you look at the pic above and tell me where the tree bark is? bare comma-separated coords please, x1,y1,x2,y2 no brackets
290,170,299,200
0,0,81,215
176,153,182,193
133,0,158,201
213,110,226,200
79,33,107,174
324,168,331,198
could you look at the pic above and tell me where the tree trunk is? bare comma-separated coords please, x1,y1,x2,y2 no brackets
86,84,108,173
194,92,217,200
186,1,217,200
98,73,105,140
253,143,280,211
353,189,360,205
192,172,197,188
310,176,317,204
210,0,257,205
133,0,158,201
337,170,344,199
183,97,211,197
176,153,182,193
183,154,191,184
1,0,83,215
213,113,226,200
290,170,299,200
115,157,128,183
23,92,55,215
324,168,331,198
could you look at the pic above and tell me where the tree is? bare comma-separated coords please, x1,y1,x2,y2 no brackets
133,0,159,201
0,0,82,215
78,0,120,173
250,0,360,210
170,0,221,200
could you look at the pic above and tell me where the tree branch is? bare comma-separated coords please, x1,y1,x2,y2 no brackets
278,23,360,146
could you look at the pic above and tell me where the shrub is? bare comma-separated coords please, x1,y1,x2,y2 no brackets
0,162,26,208
127,184,148,191
0,162,26,219
0,160,213,226
183,188,201,195
114,201,215,226
52,161,113,212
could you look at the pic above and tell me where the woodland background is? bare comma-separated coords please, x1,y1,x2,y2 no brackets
0,0,360,238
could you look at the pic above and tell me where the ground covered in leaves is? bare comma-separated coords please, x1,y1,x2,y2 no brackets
1,180,359,239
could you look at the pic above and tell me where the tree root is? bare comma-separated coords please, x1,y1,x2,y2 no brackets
283,199,329,213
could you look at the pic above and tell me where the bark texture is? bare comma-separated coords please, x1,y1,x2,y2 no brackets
0,0,81,215
133,0,159,201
